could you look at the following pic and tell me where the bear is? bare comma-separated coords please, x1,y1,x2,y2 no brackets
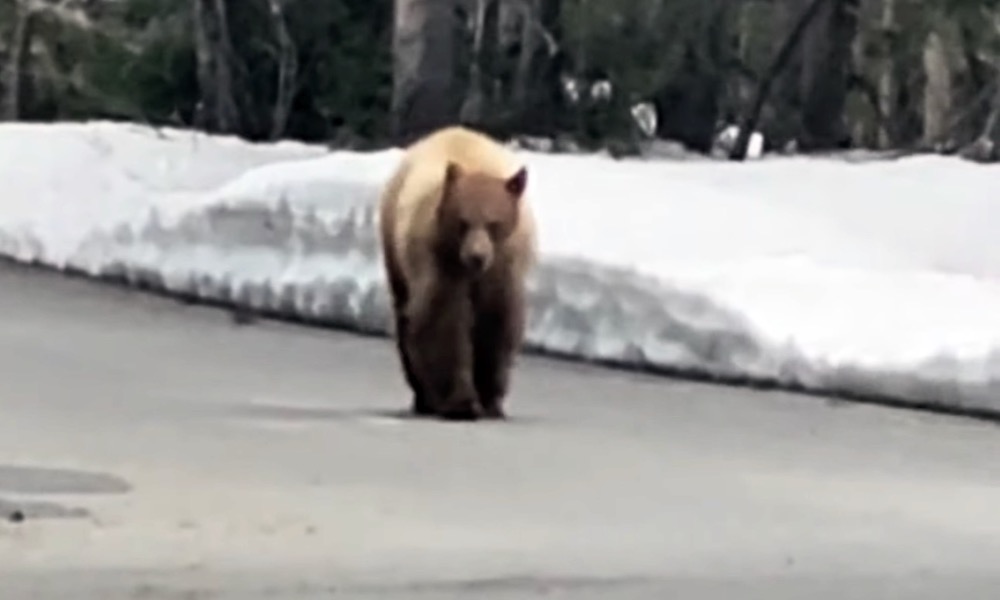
377,125,538,421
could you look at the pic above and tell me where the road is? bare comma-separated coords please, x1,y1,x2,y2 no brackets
1,262,1000,599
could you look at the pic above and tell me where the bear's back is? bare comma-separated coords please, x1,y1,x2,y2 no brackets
404,126,522,179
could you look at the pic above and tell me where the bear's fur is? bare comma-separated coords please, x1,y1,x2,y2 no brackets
377,126,538,420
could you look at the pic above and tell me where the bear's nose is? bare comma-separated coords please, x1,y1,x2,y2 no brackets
467,254,486,272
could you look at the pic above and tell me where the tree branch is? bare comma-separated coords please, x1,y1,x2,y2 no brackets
730,0,832,161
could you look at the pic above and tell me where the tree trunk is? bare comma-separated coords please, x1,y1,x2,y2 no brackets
391,0,460,144
921,29,951,149
266,0,298,141
1,1,37,121
798,0,858,151
192,0,240,134
504,0,563,136
735,0,755,110
459,0,493,126
848,18,869,145
960,11,1000,162
960,83,1000,162
511,0,540,109
877,0,896,148
731,0,831,160
654,0,730,154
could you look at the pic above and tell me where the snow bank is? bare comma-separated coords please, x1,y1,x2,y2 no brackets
2,120,999,414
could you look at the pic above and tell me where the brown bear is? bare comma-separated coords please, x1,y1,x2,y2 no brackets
377,126,538,421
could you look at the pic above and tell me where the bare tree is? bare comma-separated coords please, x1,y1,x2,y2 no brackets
877,0,896,148
511,0,540,108
731,0,831,160
192,0,239,134
391,0,460,144
798,0,859,151
265,0,298,140
2,0,37,121
960,7,1000,162
459,0,491,125
463,0,559,134
921,28,951,148
2,0,97,121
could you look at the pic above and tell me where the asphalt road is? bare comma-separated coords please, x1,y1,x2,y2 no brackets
2,262,1000,599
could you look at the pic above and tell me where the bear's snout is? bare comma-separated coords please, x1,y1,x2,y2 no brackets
460,230,494,275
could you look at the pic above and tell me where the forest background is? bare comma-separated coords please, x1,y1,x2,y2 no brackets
2,0,998,162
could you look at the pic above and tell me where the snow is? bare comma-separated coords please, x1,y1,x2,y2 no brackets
1,120,999,413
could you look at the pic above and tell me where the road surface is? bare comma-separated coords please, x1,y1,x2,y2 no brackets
1,262,1000,599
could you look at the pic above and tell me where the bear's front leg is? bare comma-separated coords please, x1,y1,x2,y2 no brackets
394,312,433,416
406,282,482,421
473,282,526,420
382,250,432,415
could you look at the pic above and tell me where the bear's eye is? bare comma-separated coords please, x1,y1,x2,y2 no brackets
487,221,503,237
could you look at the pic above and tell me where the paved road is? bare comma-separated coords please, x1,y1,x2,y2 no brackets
2,263,1000,599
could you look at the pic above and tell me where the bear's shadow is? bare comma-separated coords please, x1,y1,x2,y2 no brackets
234,402,545,426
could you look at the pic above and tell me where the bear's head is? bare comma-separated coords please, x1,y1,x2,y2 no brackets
435,161,528,277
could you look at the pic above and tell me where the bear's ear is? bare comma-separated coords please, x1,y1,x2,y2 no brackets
444,162,463,188
505,166,528,198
